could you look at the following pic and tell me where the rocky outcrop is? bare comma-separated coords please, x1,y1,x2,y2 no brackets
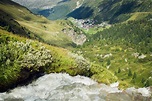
63,28,86,45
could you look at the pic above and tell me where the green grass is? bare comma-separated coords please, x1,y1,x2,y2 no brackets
83,27,104,35
88,19,152,88
0,28,93,92
68,13,152,88
127,12,152,22
0,0,86,47
74,38,152,88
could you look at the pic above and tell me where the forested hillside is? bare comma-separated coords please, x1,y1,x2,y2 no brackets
68,0,152,23
74,12,152,88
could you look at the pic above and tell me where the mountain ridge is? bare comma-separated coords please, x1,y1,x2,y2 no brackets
68,0,152,23
12,0,152,24
12,0,85,20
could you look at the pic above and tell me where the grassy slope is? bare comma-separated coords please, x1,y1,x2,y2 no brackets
74,17,152,88
65,0,152,88
77,40,152,88
0,0,76,47
68,0,152,88
0,28,87,92
0,0,90,92
0,28,117,92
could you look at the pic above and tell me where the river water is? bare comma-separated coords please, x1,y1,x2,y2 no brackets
0,73,151,101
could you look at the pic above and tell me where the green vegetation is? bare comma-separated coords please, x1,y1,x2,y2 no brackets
0,0,86,48
69,0,152,24
0,29,93,92
0,32,52,91
74,17,152,88
70,2,152,87
94,18,152,54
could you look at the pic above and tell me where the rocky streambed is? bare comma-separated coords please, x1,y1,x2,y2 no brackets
0,73,151,101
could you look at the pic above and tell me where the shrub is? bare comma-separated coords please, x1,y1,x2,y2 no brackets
68,52,91,76
0,39,53,91
0,39,53,71
17,41,53,71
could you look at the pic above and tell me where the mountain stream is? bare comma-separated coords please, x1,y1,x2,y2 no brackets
0,73,151,101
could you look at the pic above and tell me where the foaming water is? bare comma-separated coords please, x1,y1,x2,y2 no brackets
0,73,151,101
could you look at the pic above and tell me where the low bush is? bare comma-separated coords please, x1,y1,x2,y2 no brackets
0,38,53,91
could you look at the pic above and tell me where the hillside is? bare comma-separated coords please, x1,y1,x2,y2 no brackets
73,14,152,88
66,0,152,88
12,0,152,24
68,0,152,23
11,0,62,9
0,28,94,92
0,0,86,47
12,0,85,20
0,28,117,92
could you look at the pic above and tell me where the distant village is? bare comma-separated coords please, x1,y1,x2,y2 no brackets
71,18,111,29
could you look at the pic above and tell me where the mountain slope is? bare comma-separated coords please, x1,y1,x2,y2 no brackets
12,0,85,20
12,0,152,24
67,0,152,88
0,0,86,47
11,0,62,9
68,0,152,23
0,28,93,92
73,13,152,88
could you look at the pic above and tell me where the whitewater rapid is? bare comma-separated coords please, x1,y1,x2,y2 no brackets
0,73,151,101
